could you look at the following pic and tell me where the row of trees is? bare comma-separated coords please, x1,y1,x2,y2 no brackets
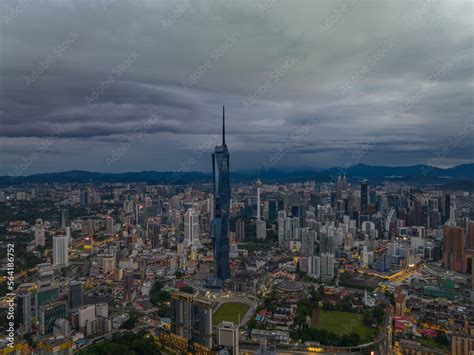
78,331,159,354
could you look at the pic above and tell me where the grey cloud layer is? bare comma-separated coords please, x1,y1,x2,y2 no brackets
0,0,472,174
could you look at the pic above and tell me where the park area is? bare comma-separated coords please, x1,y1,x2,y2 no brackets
312,310,375,343
213,302,250,326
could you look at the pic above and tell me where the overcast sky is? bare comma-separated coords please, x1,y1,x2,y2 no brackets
0,0,473,175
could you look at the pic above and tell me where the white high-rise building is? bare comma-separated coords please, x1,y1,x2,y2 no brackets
320,253,335,279
53,235,69,267
96,303,108,318
256,220,266,240
308,256,321,279
184,208,199,248
35,218,46,247
78,305,96,331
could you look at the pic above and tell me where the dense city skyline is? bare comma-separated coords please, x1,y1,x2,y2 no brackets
1,0,473,175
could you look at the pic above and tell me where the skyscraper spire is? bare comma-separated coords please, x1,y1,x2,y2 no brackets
222,105,225,145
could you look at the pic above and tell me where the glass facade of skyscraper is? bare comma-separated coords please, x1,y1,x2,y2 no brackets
212,106,231,282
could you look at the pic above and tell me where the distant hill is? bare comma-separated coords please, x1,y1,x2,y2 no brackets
0,164,473,187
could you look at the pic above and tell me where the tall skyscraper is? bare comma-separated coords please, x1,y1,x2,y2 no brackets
39,301,68,335
105,216,114,235
336,175,343,200
210,106,231,285
184,208,200,248
61,208,70,229
236,218,245,242
171,291,213,349
53,235,69,268
442,226,465,273
360,180,369,212
256,175,266,240
277,211,287,249
68,281,84,309
320,252,335,279
35,286,59,318
123,272,134,301
16,293,32,334
444,194,451,223
35,218,45,247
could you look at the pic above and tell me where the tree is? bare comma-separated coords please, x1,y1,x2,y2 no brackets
179,286,194,294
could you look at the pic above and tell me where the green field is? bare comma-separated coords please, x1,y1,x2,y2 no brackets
213,302,250,326
312,310,375,342
419,338,448,350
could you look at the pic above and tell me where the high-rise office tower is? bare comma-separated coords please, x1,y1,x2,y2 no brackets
301,229,316,256
68,281,84,310
320,253,335,278
256,175,266,240
39,300,68,335
268,200,277,221
336,175,343,200
35,218,45,247
211,106,231,284
184,208,200,248
320,228,335,254
308,256,321,278
123,272,134,301
277,211,287,248
16,293,32,334
468,224,474,250
171,291,213,349
35,286,59,318
442,226,465,273
236,219,245,242
80,189,88,206
256,175,262,220
61,208,70,229
444,194,451,223
361,180,369,212
342,175,348,191
53,235,69,268
156,197,163,216
105,216,114,235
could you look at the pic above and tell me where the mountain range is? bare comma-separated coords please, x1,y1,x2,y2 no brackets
1,163,473,188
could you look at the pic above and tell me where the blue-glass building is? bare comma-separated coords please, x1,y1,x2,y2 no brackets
211,106,231,283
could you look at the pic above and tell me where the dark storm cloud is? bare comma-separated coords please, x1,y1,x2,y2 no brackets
0,0,472,174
